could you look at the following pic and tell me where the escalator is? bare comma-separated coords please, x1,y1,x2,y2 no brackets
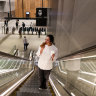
0,50,55,96
16,67,54,96
0,51,33,96
0,45,96,96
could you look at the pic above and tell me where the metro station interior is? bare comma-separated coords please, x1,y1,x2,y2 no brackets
0,0,96,96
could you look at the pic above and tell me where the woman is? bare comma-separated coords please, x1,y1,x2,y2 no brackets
36,35,58,90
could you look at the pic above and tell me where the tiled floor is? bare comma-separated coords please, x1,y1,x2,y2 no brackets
0,20,46,54
0,34,46,54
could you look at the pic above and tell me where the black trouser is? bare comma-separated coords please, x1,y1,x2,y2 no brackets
24,44,27,50
16,25,18,30
39,68,51,89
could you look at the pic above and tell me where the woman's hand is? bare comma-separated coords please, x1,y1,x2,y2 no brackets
40,42,46,55
40,42,46,48
51,54,55,61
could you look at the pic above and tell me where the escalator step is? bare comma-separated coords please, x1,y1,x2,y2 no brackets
16,67,53,96
19,88,51,93
23,85,40,88
17,91,52,96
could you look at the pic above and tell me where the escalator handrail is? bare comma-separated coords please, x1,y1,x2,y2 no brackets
14,49,18,56
57,44,96,60
0,51,30,61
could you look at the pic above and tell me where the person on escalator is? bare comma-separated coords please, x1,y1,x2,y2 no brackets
36,35,58,90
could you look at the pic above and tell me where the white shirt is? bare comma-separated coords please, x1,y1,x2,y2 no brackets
36,44,58,70
23,38,27,44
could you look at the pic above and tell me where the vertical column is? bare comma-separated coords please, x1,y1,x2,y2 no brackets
42,0,43,8
9,0,12,17
22,0,24,17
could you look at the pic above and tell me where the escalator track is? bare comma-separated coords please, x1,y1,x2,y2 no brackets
10,66,55,96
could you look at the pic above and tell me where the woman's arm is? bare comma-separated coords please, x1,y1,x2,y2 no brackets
40,47,44,55
40,42,46,54
51,49,58,61
51,54,55,61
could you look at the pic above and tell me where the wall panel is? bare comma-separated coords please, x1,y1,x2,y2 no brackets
48,0,96,57
15,0,49,18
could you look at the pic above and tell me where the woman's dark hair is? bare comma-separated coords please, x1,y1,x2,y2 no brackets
47,35,55,44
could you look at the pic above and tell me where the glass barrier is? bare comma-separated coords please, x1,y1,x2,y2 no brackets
51,55,96,96
0,55,33,94
9,45,16,55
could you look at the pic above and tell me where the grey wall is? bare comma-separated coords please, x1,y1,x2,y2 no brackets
49,0,96,58
4,0,15,12
0,0,15,19
48,0,59,35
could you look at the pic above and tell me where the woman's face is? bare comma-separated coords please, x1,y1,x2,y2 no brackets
45,36,50,44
